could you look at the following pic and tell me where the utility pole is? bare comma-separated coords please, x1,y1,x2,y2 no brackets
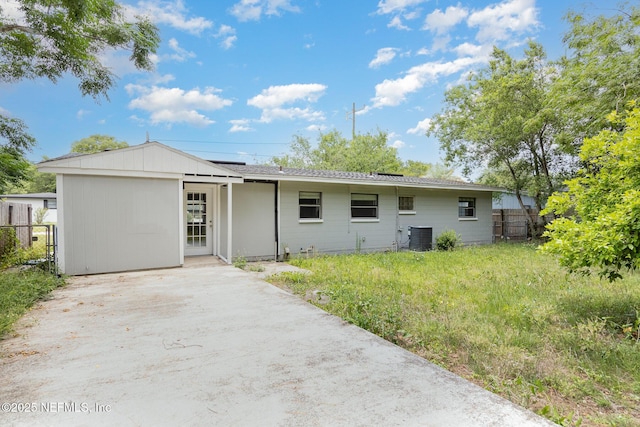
346,102,365,139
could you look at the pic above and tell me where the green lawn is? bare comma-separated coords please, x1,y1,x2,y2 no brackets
269,244,640,427
0,269,65,338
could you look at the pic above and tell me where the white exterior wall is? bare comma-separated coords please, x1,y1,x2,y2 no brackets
279,182,397,256
279,182,493,256
220,182,276,260
0,197,57,223
396,188,493,248
60,175,181,275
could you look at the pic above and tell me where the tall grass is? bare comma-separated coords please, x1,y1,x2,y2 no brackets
0,270,65,338
270,244,640,427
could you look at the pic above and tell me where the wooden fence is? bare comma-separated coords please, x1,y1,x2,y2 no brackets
0,201,32,248
492,209,540,241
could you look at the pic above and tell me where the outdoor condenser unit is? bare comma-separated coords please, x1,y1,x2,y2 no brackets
408,226,433,251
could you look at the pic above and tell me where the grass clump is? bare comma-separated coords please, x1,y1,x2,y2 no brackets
0,269,65,338
268,244,640,427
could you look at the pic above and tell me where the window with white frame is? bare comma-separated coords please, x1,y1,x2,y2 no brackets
351,193,378,219
399,196,414,212
299,191,322,219
44,199,57,209
458,197,476,218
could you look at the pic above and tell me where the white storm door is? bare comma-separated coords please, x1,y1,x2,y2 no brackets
185,187,214,256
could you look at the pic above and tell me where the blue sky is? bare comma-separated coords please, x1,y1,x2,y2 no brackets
2,0,592,168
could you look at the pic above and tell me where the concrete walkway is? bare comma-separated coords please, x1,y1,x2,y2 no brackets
1,260,555,426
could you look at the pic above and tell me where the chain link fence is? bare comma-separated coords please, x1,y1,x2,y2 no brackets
0,224,58,274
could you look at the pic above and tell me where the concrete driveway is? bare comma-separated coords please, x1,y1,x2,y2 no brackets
1,260,555,426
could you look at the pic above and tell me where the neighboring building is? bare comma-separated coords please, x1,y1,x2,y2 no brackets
0,193,57,223
39,142,501,275
492,192,539,210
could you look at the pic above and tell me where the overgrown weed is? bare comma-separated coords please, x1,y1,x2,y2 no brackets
269,244,640,426
0,269,65,338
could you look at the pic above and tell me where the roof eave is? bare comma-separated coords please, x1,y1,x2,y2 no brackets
240,172,501,192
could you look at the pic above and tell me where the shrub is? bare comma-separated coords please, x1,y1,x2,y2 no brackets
436,229,462,251
0,228,19,269
34,207,48,225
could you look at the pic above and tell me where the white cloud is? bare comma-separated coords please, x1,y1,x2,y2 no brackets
163,38,196,62
216,25,237,50
126,85,233,127
390,139,405,149
452,42,493,59
371,56,484,108
2,0,23,21
76,109,90,120
423,5,468,34
97,49,158,77
230,0,301,22
387,16,410,31
259,107,325,123
248,83,326,109
407,118,432,134
369,48,399,69
467,0,539,42
229,119,253,132
376,0,426,15
431,35,451,53
247,83,327,123
306,124,327,132
126,0,213,35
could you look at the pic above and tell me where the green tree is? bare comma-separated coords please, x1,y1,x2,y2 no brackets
71,134,128,154
429,42,564,234
0,115,34,192
3,161,56,194
0,0,159,188
1,0,159,99
272,130,402,173
550,5,640,153
542,107,640,280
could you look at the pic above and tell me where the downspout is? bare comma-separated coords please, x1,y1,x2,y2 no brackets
395,186,400,250
274,181,279,261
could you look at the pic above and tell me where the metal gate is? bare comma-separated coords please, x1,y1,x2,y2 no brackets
0,224,58,273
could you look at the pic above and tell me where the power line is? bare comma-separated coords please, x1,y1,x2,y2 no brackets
154,138,288,146
185,149,276,158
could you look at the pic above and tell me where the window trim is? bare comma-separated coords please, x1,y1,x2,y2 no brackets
299,191,322,220
398,195,415,215
351,193,378,219
458,197,477,219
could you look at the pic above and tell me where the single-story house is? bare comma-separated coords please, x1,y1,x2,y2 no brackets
0,192,57,223
39,142,500,276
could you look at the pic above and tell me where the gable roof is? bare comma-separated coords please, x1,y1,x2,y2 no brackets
215,163,500,192
36,142,499,192
38,142,242,181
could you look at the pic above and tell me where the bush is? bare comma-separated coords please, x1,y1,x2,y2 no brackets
0,228,19,269
436,229,462,251
34,207,48,225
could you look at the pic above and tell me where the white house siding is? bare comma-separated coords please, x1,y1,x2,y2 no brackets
220,182,276,260
397,189,493,248
0,197,57,223
278,182,493,256
279,182,397,256
60,175,181,275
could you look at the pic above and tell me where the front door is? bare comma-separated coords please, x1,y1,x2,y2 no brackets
185,187,214,256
